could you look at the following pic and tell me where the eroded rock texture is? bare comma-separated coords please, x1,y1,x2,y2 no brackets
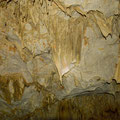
0,0,120,119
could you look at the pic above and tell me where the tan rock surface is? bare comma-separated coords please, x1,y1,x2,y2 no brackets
0,0,119,119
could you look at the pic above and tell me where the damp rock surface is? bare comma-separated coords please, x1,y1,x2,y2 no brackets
0,0,120,119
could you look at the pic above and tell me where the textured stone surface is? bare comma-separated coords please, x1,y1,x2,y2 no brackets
1,92,120,120
0,0,120,119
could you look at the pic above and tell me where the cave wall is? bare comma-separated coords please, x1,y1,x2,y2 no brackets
0,0,120,119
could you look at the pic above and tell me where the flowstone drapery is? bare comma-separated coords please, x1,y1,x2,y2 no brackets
0,0,120,119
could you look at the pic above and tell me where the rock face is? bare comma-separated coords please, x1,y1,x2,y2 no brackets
0,0,120,119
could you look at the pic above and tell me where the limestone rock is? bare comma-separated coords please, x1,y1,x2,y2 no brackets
0,0,119,119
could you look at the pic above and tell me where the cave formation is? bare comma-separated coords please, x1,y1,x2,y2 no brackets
0,0,120,120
